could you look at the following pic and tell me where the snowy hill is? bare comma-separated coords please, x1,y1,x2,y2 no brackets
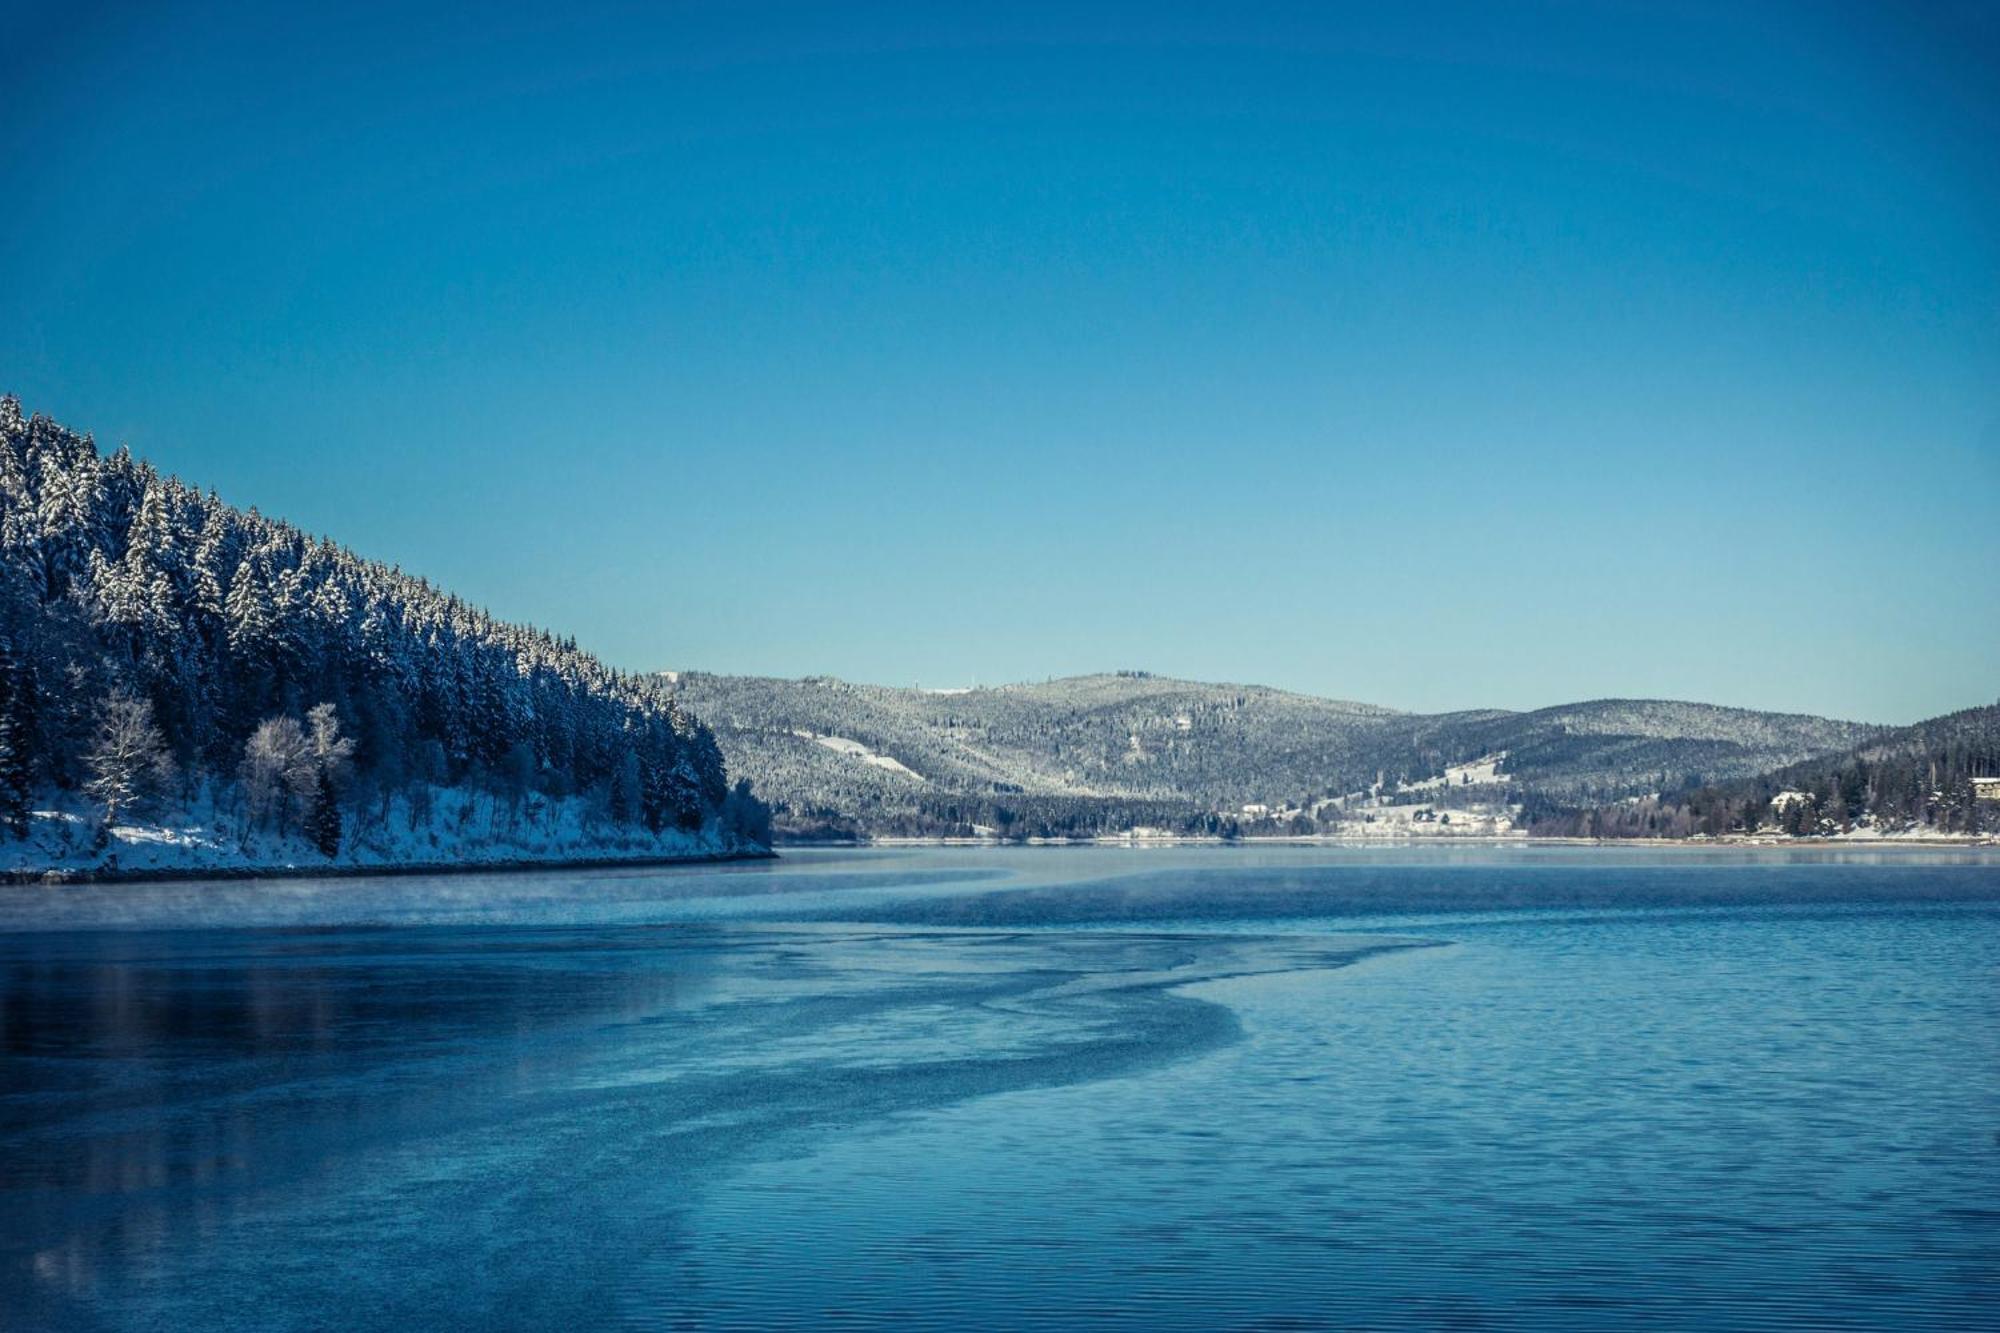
666,671,1880,840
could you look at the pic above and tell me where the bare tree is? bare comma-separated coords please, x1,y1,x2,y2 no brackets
241,716,316,830
83,690,174,829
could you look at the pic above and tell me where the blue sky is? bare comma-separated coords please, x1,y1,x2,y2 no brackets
3,1,1995,723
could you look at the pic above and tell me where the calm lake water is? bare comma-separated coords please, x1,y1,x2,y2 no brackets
2,846,1996,1330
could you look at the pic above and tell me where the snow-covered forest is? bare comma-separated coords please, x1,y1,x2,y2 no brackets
0,398,770,876
1526,701,2000,840
668,671,1886,841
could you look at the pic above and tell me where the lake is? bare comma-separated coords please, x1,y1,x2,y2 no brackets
2,846,1996,1329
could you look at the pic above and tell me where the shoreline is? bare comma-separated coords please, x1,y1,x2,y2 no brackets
10,829,1992,887
3,845,778,888
781,834,1998,852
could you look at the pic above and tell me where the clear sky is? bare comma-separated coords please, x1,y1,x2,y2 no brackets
4,1,1995,723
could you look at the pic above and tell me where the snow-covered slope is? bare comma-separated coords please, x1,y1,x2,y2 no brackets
666,671,1882,840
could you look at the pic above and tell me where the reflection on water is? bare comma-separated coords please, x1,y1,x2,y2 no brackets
2,928,732,1326
1,848,1996,1329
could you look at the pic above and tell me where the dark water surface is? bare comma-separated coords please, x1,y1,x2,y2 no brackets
1,847,1996,1329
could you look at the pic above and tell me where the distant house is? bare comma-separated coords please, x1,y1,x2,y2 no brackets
1974,777,2000,803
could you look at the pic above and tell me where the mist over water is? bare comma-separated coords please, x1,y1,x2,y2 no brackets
2,847,1996,1329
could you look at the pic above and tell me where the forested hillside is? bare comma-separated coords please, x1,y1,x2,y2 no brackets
0,398,768,875
1528,701,2000,839
1430,699,1880,800
667,671,1881,840
667,671,1403,838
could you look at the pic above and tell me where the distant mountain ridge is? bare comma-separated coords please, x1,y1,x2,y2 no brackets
666,670,1883,840
1542,700,2000,840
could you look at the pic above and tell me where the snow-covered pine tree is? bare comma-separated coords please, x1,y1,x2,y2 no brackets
0,712,14,835
0,633,30,837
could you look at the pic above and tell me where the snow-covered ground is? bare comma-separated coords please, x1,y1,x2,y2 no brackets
4,787,758,880
797,731,927,782
1825,816,1991,843
1396,753,1510,793
1334,801,1522,838
1302,753,1520,836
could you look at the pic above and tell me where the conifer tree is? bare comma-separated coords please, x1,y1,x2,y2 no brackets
309,768,341,857
0,710,19,839
0,634,30,837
